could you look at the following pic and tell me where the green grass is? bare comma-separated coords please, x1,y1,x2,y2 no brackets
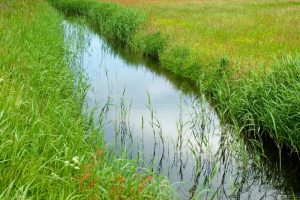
49,0,146,43
215,57,300,151
0,1,173,199
107,0,300,68
47,0,300,152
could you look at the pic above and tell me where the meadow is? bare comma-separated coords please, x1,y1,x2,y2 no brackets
105,0,300,68
0,1,172,199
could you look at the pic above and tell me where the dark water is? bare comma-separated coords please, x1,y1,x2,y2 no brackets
64,20,300,199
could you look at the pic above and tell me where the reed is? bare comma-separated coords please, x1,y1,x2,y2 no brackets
0,1,173,199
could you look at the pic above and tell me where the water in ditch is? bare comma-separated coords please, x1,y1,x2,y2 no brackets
64,20,300,199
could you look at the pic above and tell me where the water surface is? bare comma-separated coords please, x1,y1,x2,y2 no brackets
64,20,299,199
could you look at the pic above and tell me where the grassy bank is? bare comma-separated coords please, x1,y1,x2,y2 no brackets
0,1,172,199
48,0,300,152
105,0,300,67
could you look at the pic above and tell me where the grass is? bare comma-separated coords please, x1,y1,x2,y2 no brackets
49,0,146,43
0,0,173,199
47,0,300,153
105,0,300,68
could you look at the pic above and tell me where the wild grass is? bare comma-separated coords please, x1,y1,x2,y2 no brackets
0,1,173,199
107,0,300,68
48,0,146,43
217,57,300,151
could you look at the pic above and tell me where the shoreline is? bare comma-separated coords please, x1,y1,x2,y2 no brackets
48,0,300,153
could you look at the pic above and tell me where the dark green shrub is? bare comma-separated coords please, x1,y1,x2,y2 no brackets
160,45,192,72
87,3,119,32
109,8,146,43
219,57,229,68
142,32,166,59
48,0,146,43
48,0,96,15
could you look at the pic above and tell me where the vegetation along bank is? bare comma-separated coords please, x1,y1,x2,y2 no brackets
48,0,300,152
0,1,173,199
1,0,299,198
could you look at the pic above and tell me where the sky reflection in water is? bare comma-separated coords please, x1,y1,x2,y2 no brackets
64,20,296,200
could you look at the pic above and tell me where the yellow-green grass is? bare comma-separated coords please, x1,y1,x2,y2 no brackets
105,0,300,72
0,1,172,199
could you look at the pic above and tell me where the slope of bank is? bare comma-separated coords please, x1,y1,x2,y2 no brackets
48,0,300,152
0,1,172,199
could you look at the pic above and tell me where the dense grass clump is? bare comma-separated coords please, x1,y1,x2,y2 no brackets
161,45,192,72
132,31,167,59
48,0,96,15
0,1,173,199
47,0,300,152
218,57,300,151
48,0,146,43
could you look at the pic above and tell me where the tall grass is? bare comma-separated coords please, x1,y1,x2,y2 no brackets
215,57,300,151
48,0,146,43
47,0,300,153
0,1,173,199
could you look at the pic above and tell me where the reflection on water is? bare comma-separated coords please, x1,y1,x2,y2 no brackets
64,20,299,199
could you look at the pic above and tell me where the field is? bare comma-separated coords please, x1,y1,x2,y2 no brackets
105,0,300,70
0,1,172,199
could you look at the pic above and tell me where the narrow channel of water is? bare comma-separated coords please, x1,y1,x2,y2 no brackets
64,20,299,199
